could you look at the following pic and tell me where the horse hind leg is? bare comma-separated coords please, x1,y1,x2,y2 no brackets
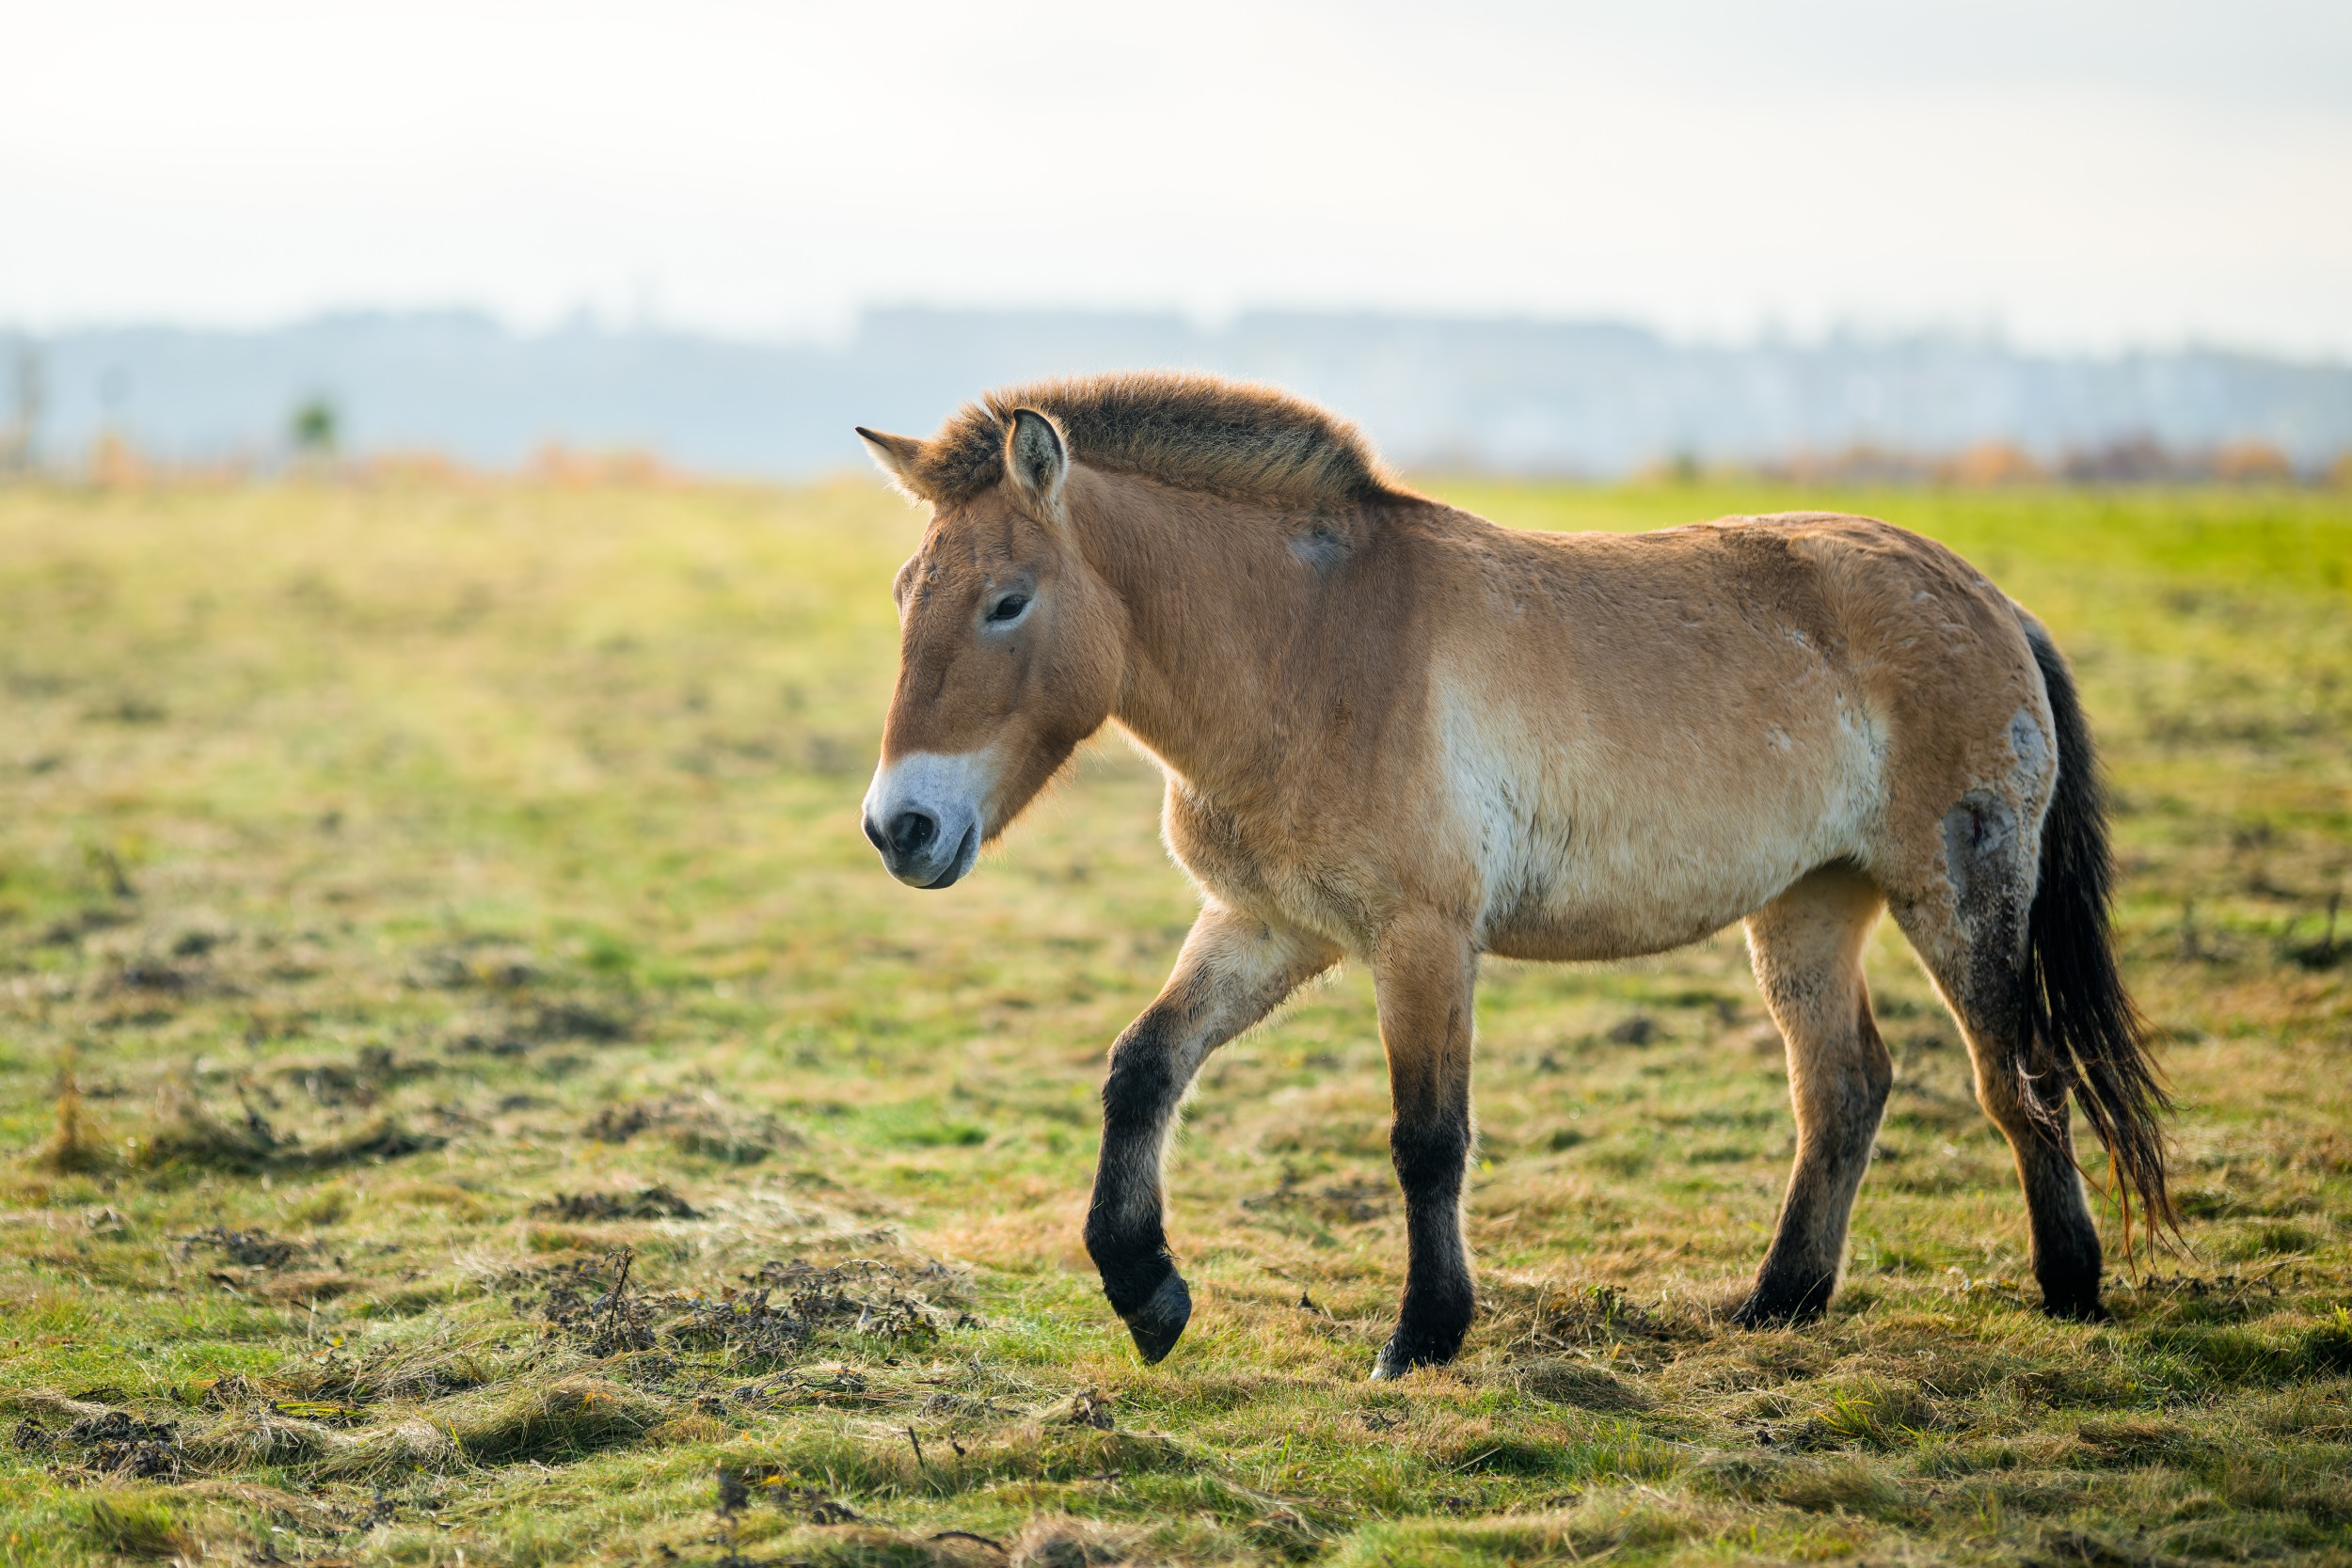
1888,624,2173,1319
1734,864,1893,1324
1946,968,2105,1319
1891,834,2105,1320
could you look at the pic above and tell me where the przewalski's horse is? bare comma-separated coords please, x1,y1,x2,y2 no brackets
855,372,2169,1378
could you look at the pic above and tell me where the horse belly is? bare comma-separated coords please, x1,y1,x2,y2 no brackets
1480,838,1817,962
1440,683,1880,962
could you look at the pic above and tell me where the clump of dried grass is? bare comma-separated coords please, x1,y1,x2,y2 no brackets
283,1336,500,1404
133,1076,445,1175
1325,1490,1708,1568
184,1407,337,1469
30,1066,117,1174
178,1480,333,1527
136,1077,280,1172
310,1417,468,1480
81,1491,195,1560
187,1402,470,1481
1511,1355,1651,1412
441,1374,670,1464
1008,1515,1136,1568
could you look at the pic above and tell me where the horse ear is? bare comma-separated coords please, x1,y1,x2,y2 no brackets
1004,407,1068,515
855,426,932,500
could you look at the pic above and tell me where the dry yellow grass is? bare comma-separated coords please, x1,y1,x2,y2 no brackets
0,476,2344,1566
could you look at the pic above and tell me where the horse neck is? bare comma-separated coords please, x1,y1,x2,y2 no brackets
1070,470,1330,804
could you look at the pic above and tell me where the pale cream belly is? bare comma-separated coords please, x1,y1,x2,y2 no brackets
1478,869,1812,962
1438,699,1882,964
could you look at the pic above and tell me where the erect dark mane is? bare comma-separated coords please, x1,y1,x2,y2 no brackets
903,372,1403,510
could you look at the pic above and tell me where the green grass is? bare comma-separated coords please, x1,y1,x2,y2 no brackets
0,475,2346,1566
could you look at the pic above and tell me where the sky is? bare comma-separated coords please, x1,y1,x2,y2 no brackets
4,0,2349,356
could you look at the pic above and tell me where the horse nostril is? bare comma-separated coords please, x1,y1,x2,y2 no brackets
862,814,888,853
886,809,938,858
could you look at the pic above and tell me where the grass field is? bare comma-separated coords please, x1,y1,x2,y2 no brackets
1,475,2346,1567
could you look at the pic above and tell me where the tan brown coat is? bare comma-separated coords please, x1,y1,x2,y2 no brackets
857,373,2168,1374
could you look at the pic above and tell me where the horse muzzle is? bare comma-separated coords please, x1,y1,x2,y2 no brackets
861,752,991,889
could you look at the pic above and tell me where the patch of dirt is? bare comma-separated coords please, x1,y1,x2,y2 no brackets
667,1288,810,1365
444,998,637,1054
536,1249,659,1355
675,1258,975,1360
231,1269,363,1303
310,1117,449,1164
517,1248,976,1369
38,903,135,946
176,1229,362,1299
279,1044,438,1107
100,953,216,995
717,1462,862,1523
1241,1171,1392,1225
530,1185,700,1222
917,1390,1020,1421
140,1085,449,1173
746,1258,972,1322
14,1407,182,1479
580,1091,797,1163
178,1225,305,1268
405,942,541,990
581,1103,656,1141
1606,1013,1660,1046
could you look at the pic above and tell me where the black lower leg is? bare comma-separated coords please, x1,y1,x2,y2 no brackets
1084,1013,1193,1363
1733,1208,1846,1325
1375,1111,1474,1375
2018,1117,2104,1320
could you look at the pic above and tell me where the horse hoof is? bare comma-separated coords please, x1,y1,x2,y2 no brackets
1121,1272,1192,1364
1370,1331,1457,1380
2039,1289,2107,1323
1730,1284,1830,1329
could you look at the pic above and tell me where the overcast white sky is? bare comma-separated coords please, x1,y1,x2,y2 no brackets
4,0,2349,356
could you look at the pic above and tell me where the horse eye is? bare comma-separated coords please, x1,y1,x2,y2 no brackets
986,594,1030,624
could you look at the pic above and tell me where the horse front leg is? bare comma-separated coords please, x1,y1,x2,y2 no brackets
1085,900,1336,1363
1370,915,1480,1379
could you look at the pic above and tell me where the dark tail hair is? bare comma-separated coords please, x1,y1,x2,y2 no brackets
2021,618,2174,1245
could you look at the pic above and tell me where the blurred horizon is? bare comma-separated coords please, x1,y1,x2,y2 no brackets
6,305,2351,482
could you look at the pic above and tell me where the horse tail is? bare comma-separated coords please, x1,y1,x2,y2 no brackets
2020,615,2174,1244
